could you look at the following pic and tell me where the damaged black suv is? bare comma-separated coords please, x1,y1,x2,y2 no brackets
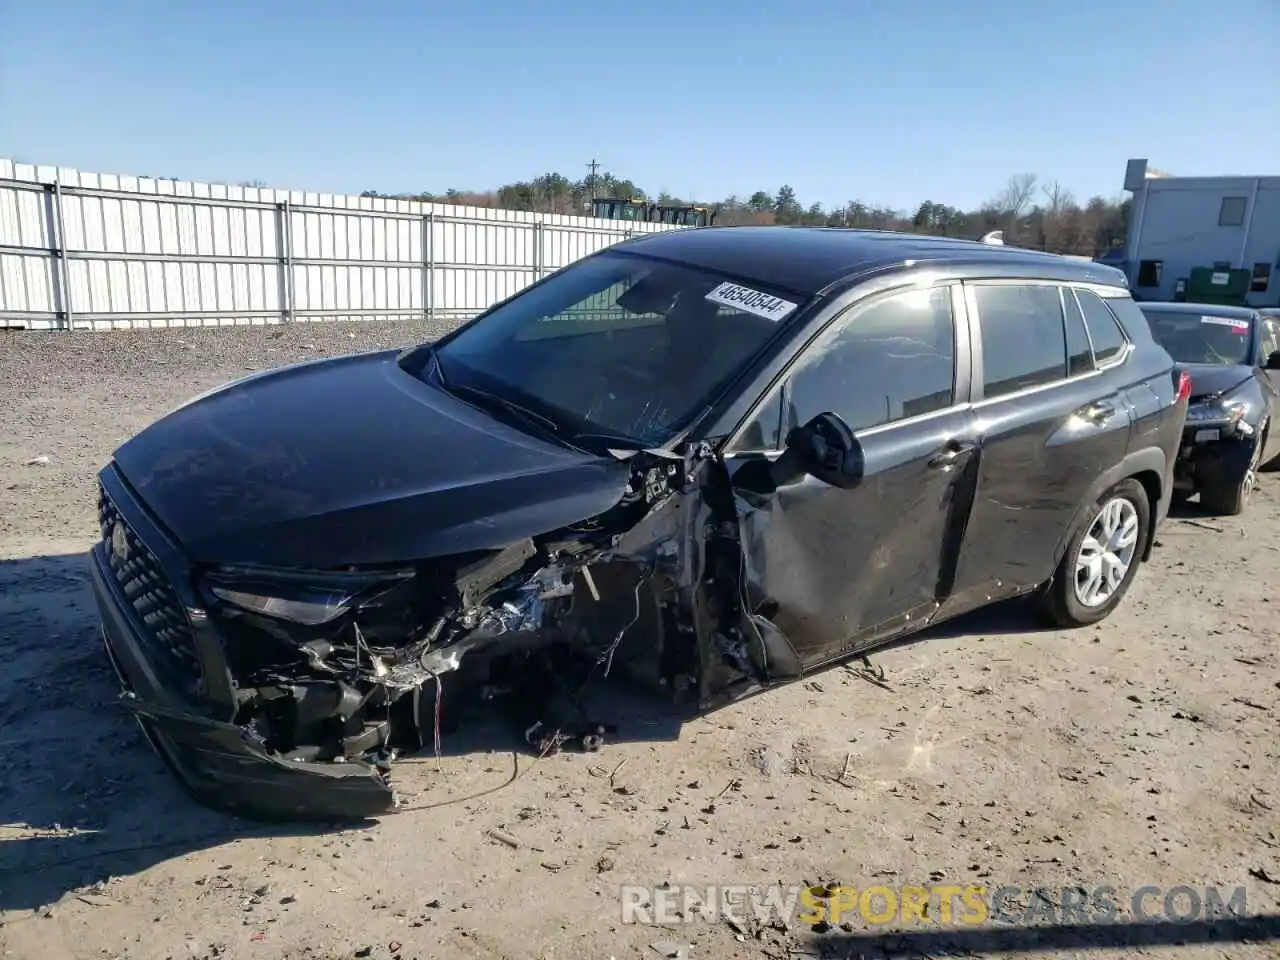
90,227,1188,821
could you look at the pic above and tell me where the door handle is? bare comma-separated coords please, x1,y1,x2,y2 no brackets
1080,401,1116,424
928,440,976,469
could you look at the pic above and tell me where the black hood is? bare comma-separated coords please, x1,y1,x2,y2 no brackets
110,350,630,567
1175,362,1254,402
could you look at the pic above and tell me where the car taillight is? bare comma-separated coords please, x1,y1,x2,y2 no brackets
1176,371,1192,402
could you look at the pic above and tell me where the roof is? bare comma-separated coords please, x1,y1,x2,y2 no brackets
1136,301,1261,319
616,226,1126,296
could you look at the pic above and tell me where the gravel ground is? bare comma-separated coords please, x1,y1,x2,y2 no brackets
1,320,1278,960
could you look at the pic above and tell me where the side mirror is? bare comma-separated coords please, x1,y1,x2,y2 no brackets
771,412,865,489
1266,350,1280,371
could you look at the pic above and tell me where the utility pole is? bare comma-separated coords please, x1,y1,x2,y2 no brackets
586,158,600,198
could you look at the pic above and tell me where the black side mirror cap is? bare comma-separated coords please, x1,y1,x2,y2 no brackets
1266,350,1280,370
775,412,865,489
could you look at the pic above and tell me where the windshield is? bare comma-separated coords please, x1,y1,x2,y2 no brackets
1143,309,1253,366
430,251,806,448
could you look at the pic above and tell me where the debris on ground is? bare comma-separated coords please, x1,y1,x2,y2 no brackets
1,318,1277,960
486,828,520,849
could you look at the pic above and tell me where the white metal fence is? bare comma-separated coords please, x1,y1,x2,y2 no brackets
0,159,681,331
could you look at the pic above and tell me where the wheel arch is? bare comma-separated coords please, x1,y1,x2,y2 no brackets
1051,446,1168,572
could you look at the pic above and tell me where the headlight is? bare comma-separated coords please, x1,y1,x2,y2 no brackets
209,585,355,625
205,566,413,626
1187,397,1247,424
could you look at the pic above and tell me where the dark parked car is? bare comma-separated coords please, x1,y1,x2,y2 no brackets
90,227,1189,821
1137,302,1280,514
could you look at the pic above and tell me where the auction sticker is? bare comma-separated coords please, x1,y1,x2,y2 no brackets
1201,316,1250,332
705,282,798,322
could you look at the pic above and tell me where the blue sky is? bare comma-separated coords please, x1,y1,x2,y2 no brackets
2,0,1276,212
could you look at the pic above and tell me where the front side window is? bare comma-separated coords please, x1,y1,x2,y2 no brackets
1142,309,1253,366
756,285,956,445
974,283,1067,399
431,251,806,448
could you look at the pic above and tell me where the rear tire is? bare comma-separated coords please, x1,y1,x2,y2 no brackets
1034,478,1150,628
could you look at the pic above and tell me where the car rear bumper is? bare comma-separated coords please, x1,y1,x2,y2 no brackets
90,536,396,822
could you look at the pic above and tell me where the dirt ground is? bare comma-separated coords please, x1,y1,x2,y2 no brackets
1,320,1277,960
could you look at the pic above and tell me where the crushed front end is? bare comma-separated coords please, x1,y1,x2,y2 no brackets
1173,390,1259,498
90,455,707,821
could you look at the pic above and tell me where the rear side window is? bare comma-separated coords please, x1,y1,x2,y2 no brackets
1061,288,1095,376
974,284,1067,399
1075,289,1129,365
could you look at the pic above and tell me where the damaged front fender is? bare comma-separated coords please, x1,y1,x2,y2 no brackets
94,447,729,821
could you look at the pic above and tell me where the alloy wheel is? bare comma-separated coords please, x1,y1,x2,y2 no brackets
1073,496,1140,609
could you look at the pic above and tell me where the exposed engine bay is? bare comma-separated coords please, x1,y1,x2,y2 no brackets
135,445,781,818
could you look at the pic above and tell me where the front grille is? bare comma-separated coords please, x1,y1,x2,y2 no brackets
98,484,201,676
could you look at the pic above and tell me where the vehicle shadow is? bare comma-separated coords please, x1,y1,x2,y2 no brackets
0,550,689,913
801,914,1280,956
914,597,1047,642
1167,495,1228,520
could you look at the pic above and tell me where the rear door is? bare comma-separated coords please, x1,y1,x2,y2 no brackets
721,282,981,669
1074,288,1169,453
944,280,1135,614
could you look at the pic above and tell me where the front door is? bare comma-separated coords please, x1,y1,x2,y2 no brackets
721,282,981,669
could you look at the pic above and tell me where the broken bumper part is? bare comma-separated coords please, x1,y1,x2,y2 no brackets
90,543,395,821
1174,423,1254,493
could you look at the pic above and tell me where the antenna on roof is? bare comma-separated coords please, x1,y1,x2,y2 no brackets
980,230,1005,246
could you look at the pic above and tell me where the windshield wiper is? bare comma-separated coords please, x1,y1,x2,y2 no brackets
572,431,689,461
445,382,563,437
572,431,647,449
572,406,711,457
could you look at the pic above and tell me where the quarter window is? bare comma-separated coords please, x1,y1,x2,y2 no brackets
749,285,955,446
1062,288,1095,376
733,389,783,451
1075,289,1129,365
974,284,1067,399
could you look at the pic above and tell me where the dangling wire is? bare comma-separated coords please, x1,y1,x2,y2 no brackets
600,575,646,679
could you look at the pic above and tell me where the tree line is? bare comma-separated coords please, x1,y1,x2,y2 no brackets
361,169,1130,258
